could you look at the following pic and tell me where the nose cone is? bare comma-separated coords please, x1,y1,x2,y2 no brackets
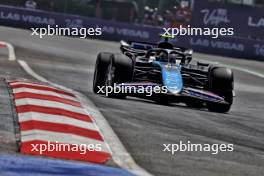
162,65,183,94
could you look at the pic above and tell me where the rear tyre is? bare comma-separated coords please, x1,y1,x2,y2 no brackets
105,54,134,98
207,67,234,113
93,52,112,94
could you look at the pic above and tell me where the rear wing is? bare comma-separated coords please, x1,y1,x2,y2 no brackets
120,40,193,63
120,40,191,53
120,40,156,51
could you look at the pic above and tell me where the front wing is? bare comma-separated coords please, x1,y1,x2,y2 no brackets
117,82,228,104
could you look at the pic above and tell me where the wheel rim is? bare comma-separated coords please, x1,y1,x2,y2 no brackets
105,59,115,87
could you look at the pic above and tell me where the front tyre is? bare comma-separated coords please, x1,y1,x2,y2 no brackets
93,52,112,94
105,54,134,98
207,67,234,113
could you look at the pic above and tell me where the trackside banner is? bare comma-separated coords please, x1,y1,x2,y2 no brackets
191,1,264,38
0,5,263,60
0,5,161,42
172,35,264,60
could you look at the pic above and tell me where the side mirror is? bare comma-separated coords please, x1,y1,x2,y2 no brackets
120,40,129,47
184,49,193,55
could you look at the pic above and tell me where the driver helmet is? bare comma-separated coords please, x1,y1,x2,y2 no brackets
156,51,168,62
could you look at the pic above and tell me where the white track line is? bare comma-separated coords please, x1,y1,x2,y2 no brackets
2,41,153,175
18,60,49,82
17,59,154,176
6,41,263,176
220,64,264,79
194,58,264,79
0,41,16,61
3,40,263,79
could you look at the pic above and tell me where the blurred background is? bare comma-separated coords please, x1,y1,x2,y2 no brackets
0,0,263,60
0,2,263,175
1,0,264,26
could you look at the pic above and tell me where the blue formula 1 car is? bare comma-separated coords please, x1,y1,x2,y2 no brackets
93,38,234,113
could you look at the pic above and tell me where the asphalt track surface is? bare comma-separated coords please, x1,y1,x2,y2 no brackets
0,27,264,176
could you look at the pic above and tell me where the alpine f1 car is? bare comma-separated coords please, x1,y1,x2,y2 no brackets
93,38,234,113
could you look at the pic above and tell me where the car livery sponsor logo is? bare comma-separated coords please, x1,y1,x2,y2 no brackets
201,8,230,26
